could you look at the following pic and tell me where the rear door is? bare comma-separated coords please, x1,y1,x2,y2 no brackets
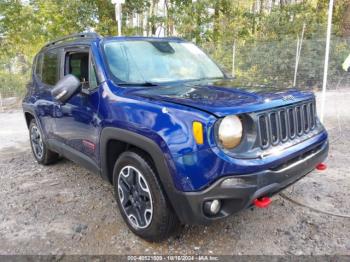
32,48,60,139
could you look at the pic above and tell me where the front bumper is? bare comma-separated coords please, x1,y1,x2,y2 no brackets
173,139,328,225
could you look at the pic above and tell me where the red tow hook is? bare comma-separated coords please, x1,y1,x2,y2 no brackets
316,162,327,171
253,197,271,208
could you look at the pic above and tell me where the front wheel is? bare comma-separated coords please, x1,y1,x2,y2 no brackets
113,150,180,242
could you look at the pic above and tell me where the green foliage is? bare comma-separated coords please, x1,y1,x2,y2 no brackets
0,71,28,97
0,0,98,64
0,0,349,95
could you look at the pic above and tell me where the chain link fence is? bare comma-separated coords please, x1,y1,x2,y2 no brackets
1,36,350,111
0,72,27,112
202,36,350,90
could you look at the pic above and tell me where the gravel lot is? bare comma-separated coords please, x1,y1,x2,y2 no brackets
0,91,349,255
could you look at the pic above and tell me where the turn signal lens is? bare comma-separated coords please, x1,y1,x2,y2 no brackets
193,121,204,145
221,178,248,187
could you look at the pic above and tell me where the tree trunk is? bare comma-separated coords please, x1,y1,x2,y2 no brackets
252,1,256,34
149,0,158,35
341,1,350,37
213,0,220,43
195,3,201,44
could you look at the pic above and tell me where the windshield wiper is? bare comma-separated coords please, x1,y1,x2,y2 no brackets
117,82,158,87
195,76,226,81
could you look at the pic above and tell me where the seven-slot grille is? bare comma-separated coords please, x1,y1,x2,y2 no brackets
257,100,316,149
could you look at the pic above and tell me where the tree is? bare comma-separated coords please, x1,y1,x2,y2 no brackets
0,0,349,95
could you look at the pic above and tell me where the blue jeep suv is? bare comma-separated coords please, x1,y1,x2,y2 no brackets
22,33,328,241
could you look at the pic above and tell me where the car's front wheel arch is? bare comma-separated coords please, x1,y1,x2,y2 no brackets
99,127,194,225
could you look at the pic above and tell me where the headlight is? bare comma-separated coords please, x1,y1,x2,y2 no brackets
218,115,243,149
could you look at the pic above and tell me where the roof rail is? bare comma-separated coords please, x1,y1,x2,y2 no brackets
43,32,102,49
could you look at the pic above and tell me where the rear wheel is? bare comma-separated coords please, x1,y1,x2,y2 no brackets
113,150,180,242
29,119,59,165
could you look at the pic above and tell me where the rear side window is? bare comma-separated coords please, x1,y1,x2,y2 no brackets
35,54,43,79
42,49,59,85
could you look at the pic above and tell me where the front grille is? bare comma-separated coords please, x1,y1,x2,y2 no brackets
257,100,317,149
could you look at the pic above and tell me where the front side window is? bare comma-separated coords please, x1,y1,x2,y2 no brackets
64,50,98,91
89,59,98,90
66,52,89,82
42,49,59,85
103,40,224,84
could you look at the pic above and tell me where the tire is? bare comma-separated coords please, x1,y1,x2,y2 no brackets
113,150,180,242
29,119,59,165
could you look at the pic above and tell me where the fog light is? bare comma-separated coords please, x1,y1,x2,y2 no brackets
204,199,221,215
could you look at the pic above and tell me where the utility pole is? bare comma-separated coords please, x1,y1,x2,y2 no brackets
320,0,334,123
111,0,125,36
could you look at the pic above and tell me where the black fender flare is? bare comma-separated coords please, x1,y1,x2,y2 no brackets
22,104,38,128
100,127,176,188
22,104,45,138
99,127,193,223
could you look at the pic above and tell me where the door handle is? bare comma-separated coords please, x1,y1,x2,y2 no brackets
91,116,99,127
53,103,63,118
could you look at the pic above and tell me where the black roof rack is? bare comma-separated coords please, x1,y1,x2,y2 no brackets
43,32,102,49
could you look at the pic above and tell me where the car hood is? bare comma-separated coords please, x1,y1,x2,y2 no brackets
126,79,314,117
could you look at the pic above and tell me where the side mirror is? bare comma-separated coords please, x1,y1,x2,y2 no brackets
51,74,81,103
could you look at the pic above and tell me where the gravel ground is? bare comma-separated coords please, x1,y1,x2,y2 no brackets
0,91,349,255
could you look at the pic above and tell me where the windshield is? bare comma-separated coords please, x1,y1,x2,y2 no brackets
103,40,224,84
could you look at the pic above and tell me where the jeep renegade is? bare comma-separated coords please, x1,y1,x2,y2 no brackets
22,33,329,241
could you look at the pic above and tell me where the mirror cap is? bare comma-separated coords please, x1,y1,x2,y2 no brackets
51,74,81,103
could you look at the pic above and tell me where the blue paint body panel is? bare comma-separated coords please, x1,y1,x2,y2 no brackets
22,36,328,193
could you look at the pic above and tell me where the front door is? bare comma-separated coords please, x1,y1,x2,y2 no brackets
52,46,101,164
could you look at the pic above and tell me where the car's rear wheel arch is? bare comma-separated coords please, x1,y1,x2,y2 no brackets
24,112,35,129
